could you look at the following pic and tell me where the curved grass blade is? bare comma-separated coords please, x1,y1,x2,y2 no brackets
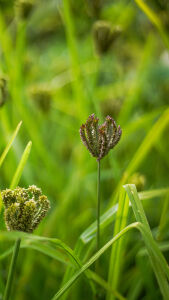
0,121,22,169
50,222,139,300
81,187,169,244
0,243,72,267
61,187,169,299
124,184,169,300
22,241,73,267
0,230,80,267
0,239,125,300
10,141,32,189
0,230,95,296
52,219,169,300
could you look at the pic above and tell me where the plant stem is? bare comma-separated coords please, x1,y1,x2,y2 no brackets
4,238,21,300
97,160,101,251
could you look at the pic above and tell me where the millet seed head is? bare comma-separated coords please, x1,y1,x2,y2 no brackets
79,114,122,161
1,185,50,233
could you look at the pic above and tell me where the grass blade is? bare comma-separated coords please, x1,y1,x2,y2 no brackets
87,270,126,300
107,188,129,300
0,230,95,297
157,191,169,241
10,141,32,189
61,186,169,298
124,184,169,300
0,121,22,169
81,187,169,244
50,223,139,300
135,0,169,50
0,241,124,300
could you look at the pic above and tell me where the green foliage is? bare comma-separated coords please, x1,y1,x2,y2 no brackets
0,0,169,299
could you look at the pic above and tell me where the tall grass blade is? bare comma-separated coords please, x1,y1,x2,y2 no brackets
61,187,169,299
81,188,169,244
0,230,95,297
107,188,129,300
87,270,126,300
0,121,22,169
124,184,169,300
157,191,169,240
10,141,32,189
50,223,139,300
0,239,124,300
135,0,169,50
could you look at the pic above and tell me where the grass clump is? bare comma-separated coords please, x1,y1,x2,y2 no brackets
0,0,169,299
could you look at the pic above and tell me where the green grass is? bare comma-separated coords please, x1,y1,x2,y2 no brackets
0,0,169,299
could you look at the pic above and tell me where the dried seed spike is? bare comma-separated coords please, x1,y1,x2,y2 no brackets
98,125,108,160
109,125,122,149
85,115,97,156
79,124,95,156
108,119,118,148
91,116,99,156
104,116,113,143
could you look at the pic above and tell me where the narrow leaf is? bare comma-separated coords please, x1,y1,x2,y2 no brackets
0,121,22,169
10,141,32,189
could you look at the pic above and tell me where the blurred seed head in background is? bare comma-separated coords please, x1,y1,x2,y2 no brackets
30,85,52,113
15,0,35,20
0,76,8,108
93,21,122,55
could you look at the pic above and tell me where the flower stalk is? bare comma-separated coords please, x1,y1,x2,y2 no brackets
80,114,122,254
4,238,21,300
97,160,101,251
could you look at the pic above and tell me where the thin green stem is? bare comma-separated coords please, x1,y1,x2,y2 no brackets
97,160,101,251
4,238,21,300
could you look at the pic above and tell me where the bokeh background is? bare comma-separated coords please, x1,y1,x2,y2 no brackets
0,0,169,299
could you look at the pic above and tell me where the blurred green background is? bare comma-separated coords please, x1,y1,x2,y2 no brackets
0,0,169,299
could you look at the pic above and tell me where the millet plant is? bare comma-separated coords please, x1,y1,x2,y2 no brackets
1,185,50,300
80,113,122,251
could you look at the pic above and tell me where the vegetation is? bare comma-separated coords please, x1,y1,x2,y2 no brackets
0,0,169,299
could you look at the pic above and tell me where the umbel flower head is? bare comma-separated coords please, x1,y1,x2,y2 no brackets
1,185,50,233
80,114,122,161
